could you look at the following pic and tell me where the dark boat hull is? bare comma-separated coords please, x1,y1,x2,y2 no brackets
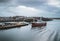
32,22,46,27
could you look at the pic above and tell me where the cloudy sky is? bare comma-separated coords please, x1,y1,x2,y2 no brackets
0,0,60,18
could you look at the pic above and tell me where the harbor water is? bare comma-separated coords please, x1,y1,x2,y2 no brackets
0,20,60,41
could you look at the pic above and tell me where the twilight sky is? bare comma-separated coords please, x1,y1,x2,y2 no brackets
0,0,60,18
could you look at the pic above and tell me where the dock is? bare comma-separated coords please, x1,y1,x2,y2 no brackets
0,22,28,29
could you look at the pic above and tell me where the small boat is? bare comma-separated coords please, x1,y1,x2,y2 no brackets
32,22,46,27
32,17,47,27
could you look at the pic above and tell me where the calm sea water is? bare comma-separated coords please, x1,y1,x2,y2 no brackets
0,20,60,41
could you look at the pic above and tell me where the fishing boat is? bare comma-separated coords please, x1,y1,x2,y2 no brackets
32,22,46,27
32,17,47,27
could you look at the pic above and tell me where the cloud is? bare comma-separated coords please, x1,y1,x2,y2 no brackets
0,0,47,7
0,0,60,18
0,0,9,3
0,5,40,17
0,5,58,17
39,5,60,14
8,5,40,17
47,0,60,7
17,0,47,6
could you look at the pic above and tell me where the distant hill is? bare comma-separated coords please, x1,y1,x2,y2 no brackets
49,18,60,19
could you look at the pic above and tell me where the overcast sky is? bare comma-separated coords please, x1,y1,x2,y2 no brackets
0,0,60,18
